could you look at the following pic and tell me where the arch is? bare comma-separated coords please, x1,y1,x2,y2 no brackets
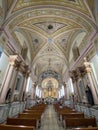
69,30,87,62
14,29,31,62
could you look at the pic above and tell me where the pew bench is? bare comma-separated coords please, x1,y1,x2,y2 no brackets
18,113,42,128
0,124,34,130
24,110,43,114
62,113,84,120
64,118,96,130
57,109,76,121
7,118,37,128
18,113,41,119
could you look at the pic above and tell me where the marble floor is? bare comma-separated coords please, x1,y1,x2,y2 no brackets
40,105,64,130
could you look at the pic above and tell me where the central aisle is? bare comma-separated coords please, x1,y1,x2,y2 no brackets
40,105,64,130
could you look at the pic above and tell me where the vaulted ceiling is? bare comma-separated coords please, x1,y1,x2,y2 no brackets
0,0,97,84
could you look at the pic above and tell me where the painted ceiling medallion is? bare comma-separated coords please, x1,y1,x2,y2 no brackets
48,38,53,44
55,31,72,51
34,22,67,34
31,34,43,50
48,25,53,30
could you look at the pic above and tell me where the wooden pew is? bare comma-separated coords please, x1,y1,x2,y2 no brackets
72,127,98,130
18,113,41,128
62,113,84,120
58,109,76,114
0,124,34,130
64,118,96,129
57,108,76,120
18,113,41,119
7,118,37,128
58,110,77,121
24,110,43,113
29,104,46,110
56,106,74,112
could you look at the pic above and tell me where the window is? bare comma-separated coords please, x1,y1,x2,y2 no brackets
26,77,32,92
68,78,74,93
15,74,22,91
0,47,3,58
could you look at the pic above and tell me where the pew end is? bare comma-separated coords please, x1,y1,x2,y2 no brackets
64,118,97,130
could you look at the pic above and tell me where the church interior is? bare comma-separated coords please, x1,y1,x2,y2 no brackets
0,0,98,130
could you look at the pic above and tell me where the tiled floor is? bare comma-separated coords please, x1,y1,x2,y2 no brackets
40,105,64,130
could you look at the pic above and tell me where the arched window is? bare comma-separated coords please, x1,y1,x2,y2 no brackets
36,85,39,97
15,73,23,91
61,85,65,96
68,78,74,94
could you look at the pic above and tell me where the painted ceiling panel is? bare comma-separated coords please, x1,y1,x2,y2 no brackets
27,31,46,57
13,0,90,16
8,8,92,33
14,30,26,46
34,22,67,34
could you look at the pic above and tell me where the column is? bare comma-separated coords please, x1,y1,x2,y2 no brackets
84,57,98,104
10,60,21,102
0,55,18,103
30,84,35,99
32,82,37,99
65,83,69,100
19,74,26,101
78,67,88,103
69,70,81,102
19,66,30,101
63,83,66,99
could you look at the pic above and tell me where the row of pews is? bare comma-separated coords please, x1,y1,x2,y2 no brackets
0,103,47,130
54,103,98,130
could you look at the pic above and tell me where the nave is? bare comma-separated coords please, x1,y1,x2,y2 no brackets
1,0,98,129
40,105,64,130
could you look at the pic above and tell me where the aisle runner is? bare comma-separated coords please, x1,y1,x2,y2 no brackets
40,105,64,130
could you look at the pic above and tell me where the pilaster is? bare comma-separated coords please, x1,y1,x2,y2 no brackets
83,57,98,104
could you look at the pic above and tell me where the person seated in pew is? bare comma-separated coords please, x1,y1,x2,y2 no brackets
59,103,63,108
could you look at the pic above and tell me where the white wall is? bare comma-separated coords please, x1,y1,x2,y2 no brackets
90,54,98,81
0,52,9,93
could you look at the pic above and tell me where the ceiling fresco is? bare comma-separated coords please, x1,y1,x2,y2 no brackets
0,0,98,87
